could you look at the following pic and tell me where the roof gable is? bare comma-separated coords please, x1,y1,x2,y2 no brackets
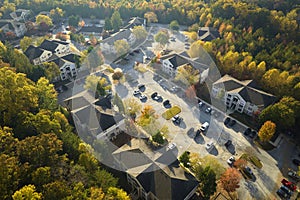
24,45,45,60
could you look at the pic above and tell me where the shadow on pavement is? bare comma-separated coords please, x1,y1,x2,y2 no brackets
187,128,195,138
194,135,205,145
115,84,129,98
208,147,219,156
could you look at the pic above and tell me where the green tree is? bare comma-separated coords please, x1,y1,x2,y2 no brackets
132,26,148,41
114,40,130,56
154,30,169,47
104,18,112,31
50,7,64,23
197,155,225,179
36,77,58,111
85,46,104,71
106,187,130,200
194,165,217,199
42,181,71,200
0,127,18,156
175,64,200,86
124,98,141,117
179,151,190,167
66,182,88,200
169,20,180,31
0,154,21,200
43,62,60,82
12,185,42,200
111,11,122,31
152,131,164,144
258,121,276,142
31,167,52,188
84,75,99,92
68,15,80,27
20,36,33,52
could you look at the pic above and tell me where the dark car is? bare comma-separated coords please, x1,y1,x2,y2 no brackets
224,117,231,126
293,159,300,166
279,185,292,197
249,130,257,139
228,119,236,127
244,128,252,136
172,115,182,125
151,92,158,99
224,140,232,148
163,100,170,107
277,188,290,199
195,129,201,138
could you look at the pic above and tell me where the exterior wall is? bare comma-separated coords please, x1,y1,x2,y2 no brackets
96,119,125,141
162,59,176,77
225,93,246,113
55,43,70,56
15,23,27,37
244,102,258,116
60,62,77,80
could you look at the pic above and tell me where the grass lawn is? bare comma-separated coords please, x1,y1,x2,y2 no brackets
240,153,263,169
162,105,181,120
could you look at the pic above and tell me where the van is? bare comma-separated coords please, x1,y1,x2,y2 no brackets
200,122,209,132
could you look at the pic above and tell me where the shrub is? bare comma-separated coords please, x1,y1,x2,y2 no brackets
152,131,164,144
179,151,190,168
112,71,123,80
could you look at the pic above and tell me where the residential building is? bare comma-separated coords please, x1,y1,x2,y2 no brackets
79,25,103,39
100,29,135,54
123,17,146,29
9,9,31,22
112,138,199,200
198,27,220,41
64,91,125,140
0,20,27,37
24,39,78,80
212,74,276,115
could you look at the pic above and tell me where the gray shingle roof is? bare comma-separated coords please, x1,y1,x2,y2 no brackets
198,27,220,41
161,54,189,69
101,29,132,45
80,26,103,34
24,45,44,60
214,74,276,108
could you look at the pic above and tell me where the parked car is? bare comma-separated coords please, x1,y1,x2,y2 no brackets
138,84,145,90
227,156,235,166
205,107,212,114
279,185,292,197
281,178,297,191
198,101,204,108
200,122,209,132
163,100,171,107
249,130,257,139
133,49,140,53
153,95,162,101
139,95,147,101
277,188,291,199
244,166,254,177
133,90,141,96
151,92,157,99
292,159,300,166
224,140,232,148
244,128,252,136
167,142,176,150
224,117,231,126
228,119,236,127
288,170,300,181
170,86,179,92
172,115,182,125
205,140,214,152
195,129,201,138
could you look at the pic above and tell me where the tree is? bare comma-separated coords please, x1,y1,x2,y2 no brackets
68,15,80,27
154,30,169,47
198,155,226,179
114,40,130,56
112,70,124,81
194,165,217,199
104,18,112,31
179,151,190,167
124,98,142,117
144,12,158,23
43,62,60,82
85,46,104,71
31,167,52,188
84,75,99,92
42,181,71,200
106,187,130,200
36,14,53,27
20,36,33,52
175,64,200,86
50,7,64,23
12,185,42,200
258,121,276,142
137,105,156,127
0,127,18,156
132,26,148,41
89,187,105,200
233,158,247,169
111,11,122,31
169,20,180,31
36,77,58,111
0,154,21,200
220,168,242,198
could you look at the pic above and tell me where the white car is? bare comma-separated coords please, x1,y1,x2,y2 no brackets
205,140,214,151
133,90,140,96
200,122,209,132
205,107,212,114
227,156,235,165
167,142,176,150
139,95,147,101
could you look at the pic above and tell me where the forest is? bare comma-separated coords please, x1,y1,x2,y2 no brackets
0,0,300,199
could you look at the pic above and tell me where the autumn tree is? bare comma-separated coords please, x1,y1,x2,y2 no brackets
68,15,80,27
198,155,226,179
154,30,169,48
36,77,58,111
175,64,200,86
132,26,148,41
220,168,242,199
36,14,53,28
31,166,52,188
12,185,42,200
84,75,111,97
144,12,158,23
20,36,33,51
50,7,64,23
43,62,60,82
233,158,247,169
106,187,130,200
137,105,157,127
258,121,276,142
194,165,217,199
124,98,142,117
114,40,130,56
112,70,124,81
